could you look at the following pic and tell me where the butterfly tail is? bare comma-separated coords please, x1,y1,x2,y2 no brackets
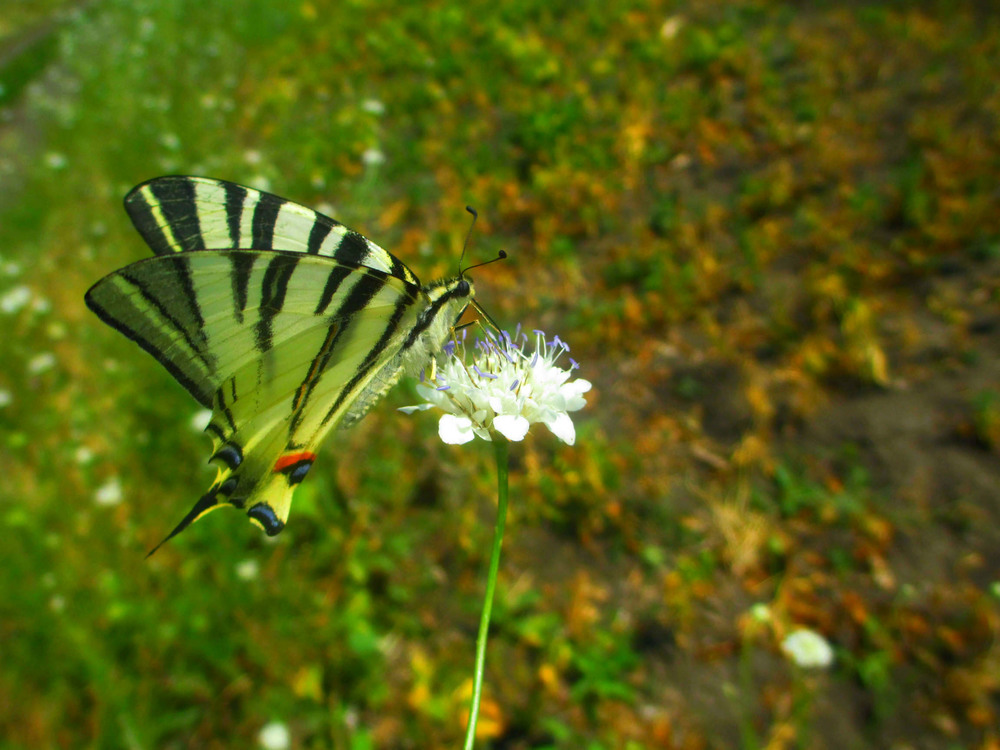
145,481,230,557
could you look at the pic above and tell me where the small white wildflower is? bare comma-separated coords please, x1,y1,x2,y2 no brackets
401,326,592,445
160,132,180,150
44,152,67,170
235,558,260,581
361,147,385,166
781,628,834,669
660,15,684,40
0,389,11,407
95,476,124,507
258,721,290,750
361,98,386,115
27,352,56,375
244,149,262,165
190,408,213,432
74,446,94,465
0,285,32,314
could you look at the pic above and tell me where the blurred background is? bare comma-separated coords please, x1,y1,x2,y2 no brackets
1,1,998,748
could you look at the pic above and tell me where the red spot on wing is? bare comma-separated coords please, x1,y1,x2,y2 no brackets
273,451,317,473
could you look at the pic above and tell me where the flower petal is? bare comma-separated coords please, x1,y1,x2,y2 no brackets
545,412,577,445
493,414,530,442
398,404,434,414
439,414,476,444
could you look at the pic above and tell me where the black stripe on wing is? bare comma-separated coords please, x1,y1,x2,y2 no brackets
166,254,207,332
229,253,255,325
223,181,248,247
289,270,396,434
125,177,205,255
315,265,354,315
116,263,212,372
307,221,333,254
84,285,214,408
256,254,300,352
214,382,238,433
251,192,286,251
318,290,414,429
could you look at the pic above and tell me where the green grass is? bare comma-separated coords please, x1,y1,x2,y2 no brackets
2,0,1000,747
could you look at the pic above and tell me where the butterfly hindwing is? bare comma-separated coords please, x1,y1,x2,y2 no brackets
86,177,477,553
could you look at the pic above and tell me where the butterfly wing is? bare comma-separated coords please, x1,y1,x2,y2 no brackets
86,249,430,550
87,177,474,553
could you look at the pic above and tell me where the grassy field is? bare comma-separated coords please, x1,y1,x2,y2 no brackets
1,1,999,748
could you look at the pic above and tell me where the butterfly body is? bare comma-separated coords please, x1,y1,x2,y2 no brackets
85,177,473,552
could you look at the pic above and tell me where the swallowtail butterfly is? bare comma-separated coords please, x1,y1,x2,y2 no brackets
86,176,476,554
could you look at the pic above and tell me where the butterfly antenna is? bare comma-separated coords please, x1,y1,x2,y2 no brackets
458,206,478,273
456,205,507,333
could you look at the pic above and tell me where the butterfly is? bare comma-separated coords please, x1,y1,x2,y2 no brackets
86,176,479,554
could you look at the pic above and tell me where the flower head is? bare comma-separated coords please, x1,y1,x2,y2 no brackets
257,721,290,750
402,326,591,445
94,476,123,507
781,627,834,669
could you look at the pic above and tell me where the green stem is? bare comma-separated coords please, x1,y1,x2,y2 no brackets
463,438,510,750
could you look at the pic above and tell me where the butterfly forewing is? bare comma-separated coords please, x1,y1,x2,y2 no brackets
124,175,420,285
86,177,474,553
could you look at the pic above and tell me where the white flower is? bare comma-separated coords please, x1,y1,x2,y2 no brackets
258,721,290,750
361,147,385,166
27,352,56,375
401,326,592,445
0,389,10,407
44,152,67,170
235,558,260,581
781,628,834,669
94,476,123,507
660,15,684,40
0,285,32,314
361,98,385,115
